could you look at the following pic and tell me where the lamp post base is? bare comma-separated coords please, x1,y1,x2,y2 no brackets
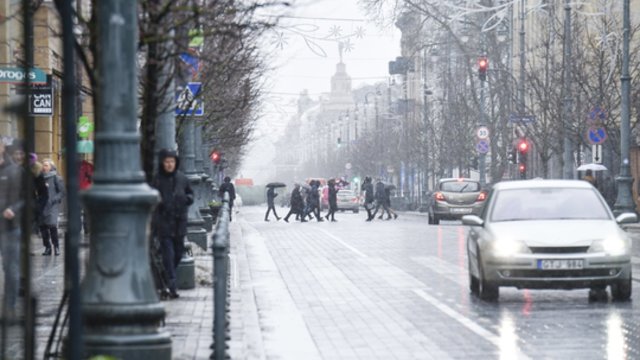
200,208,213,232
176,250,196,290
613,174,636,216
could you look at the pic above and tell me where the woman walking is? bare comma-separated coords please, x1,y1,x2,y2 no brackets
39,159,65,256
324,179,338,222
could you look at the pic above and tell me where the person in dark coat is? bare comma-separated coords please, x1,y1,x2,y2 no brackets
324,179,338,222
219,176,236,221
39,159,65,256
284,184,304,222
305,180,323,222
152,149,194,299
0,140,24,310
377,186,398,220
371,179,391,221
264,186,281,221
362,177,375,221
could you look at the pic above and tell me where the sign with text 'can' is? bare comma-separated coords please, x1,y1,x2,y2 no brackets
29,75,53,116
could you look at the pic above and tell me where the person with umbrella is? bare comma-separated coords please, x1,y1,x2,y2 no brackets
264,183,283,221
582,169,597,187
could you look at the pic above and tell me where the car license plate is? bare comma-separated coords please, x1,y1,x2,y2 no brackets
537,259,584,270
450,208,472,214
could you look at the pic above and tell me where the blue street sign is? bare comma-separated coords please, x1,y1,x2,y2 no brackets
476,139,490,154
175,82,204,116
588,106,607,123
587,126,607,145
508,114,536,123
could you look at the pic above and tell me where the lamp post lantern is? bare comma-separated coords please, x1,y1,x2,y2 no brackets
81,1,171,357
613,0,636,216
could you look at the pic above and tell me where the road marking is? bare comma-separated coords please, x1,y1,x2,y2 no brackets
413,289,531,360
315,227,367,258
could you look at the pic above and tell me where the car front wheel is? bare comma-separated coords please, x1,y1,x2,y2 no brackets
477,253,499,301
468,259,479,295
611,276,632,301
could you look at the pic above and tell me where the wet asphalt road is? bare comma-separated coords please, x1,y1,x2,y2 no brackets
245,205,640,359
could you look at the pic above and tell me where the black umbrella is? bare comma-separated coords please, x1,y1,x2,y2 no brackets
385,184,397,191
266,182,287,188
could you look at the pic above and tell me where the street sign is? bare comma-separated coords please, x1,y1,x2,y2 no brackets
476,126,490,140
175,82,204,116
588,106,607,124
0,67,47,84
28,76,53,116
592,144,603,164
587,126,607,145
508,114,536,124
78,116,94,139
476,139,490,154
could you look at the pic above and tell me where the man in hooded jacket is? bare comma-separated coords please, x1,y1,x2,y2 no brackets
152,149,194,299
0,140,23,310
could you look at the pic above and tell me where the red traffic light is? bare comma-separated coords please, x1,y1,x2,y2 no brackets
517,138,529,153
518,163,526,173
478,57,488,81
210,150,221,164
478,57,488,71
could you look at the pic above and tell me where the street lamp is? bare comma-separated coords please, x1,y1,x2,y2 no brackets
613,0,636,216
81,1,171,357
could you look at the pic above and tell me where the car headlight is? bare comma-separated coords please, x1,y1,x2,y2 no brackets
492,240,530,257
590,238,629,256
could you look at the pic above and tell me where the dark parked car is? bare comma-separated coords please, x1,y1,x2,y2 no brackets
428,178,486,224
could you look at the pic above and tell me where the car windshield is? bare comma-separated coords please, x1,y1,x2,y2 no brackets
490,187,611,222
440,181,480,193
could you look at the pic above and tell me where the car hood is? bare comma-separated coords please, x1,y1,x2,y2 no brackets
486,220,625,246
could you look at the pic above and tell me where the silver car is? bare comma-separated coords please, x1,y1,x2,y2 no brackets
336,189,359,213
463,179,636,302
428,178,486,224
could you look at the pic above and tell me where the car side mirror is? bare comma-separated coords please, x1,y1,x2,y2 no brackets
616,212,638,224
462,215,484,227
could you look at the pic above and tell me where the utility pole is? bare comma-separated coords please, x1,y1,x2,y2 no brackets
422,48,430,202
613,0,636,215
562,0,574,179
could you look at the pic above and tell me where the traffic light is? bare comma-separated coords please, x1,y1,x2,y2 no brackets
337,137,342,147
517,138,529,154
516,138,528,179
518,163,526,177
210,150,221,165
478,57,488,81
507,148,516,164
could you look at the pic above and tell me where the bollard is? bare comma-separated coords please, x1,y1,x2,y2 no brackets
211,193,230,360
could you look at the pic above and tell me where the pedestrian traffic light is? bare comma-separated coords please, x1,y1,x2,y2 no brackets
478,57,488,81
210,150,221,165
337,137,342,147
507,148,516,164
518,163,526,176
